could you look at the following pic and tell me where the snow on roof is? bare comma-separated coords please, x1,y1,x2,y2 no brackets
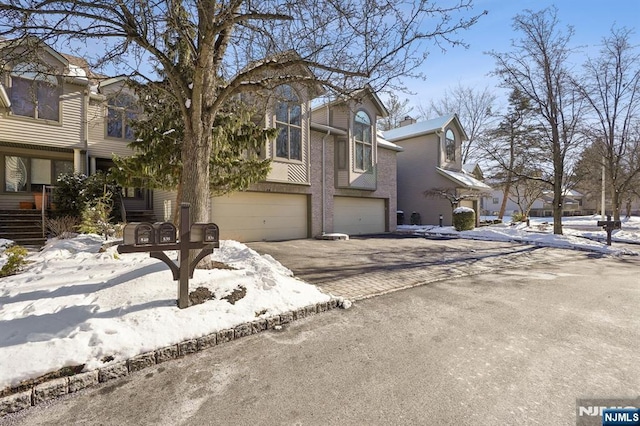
376,130,403,152
436,167,492,191
462,163,479,174
383,113,457,141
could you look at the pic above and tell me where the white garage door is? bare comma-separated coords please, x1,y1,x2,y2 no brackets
211,192,308,242
333,197,386,235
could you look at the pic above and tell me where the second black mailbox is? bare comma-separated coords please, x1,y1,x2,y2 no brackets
190,223,219,243
123,222,155,246
153,222,177,244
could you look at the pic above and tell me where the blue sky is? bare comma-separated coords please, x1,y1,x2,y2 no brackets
404,0,640,112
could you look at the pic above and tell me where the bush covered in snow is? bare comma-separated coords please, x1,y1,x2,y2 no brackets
453,207,475,231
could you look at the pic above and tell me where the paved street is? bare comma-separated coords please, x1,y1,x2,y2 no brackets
2,238,639,425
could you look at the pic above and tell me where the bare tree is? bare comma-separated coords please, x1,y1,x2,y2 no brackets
377,92,413,131
508,177,548,219
489,6,585,234
424,187,488,212
575,27,640,221
422,83,497,164
0,0,486,225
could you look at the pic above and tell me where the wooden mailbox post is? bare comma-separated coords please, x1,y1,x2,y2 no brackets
117,203,219,308
596,215,621,246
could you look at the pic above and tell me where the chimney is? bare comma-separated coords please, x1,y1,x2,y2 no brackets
399,116,417,127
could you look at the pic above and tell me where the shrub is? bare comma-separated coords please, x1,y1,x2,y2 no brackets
0,245,29,277
45,216,80,238
78,192,114,238
511,212,527,223
53,172,87,217
453,207,475,231
53,171,124,222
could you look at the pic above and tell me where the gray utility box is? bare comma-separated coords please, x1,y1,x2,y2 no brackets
123,222,155,246
153,222,177,244
190,223,219,243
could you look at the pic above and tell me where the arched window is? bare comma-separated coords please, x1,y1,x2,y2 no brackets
275,85,302,161
107,93,138,140
445,128,456,161
354,110,372,171
10,63,60,121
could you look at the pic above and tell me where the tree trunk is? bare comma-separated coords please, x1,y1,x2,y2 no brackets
552,179,563,235
611,188,621,221
498,174,513,220
181,124,213,225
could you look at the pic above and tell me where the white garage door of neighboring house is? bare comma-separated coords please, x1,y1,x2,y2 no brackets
333,197,386,236
211,192,308,242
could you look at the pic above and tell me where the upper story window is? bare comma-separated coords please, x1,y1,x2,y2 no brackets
9,64,61,121
274,85,302,161
107,94,137,140
353,110,372,171
445,128,456,162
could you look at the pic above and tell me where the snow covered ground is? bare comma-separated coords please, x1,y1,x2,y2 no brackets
0,214,638,392
398,214,640,256
0,237,330,391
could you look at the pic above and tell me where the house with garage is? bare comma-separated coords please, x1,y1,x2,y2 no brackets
153,86,402,242
383,114,490,227
1,39,402,244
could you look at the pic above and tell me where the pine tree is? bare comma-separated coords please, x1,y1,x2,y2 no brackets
112,82,277,214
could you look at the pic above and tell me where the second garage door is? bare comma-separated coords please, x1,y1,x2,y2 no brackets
211,192,308,242
333,197,386,236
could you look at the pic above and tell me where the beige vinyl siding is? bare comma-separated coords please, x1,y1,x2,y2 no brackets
0,83,83,149
86,98,133,159
152,189,178,223
211,192,308,242
333,196,385,235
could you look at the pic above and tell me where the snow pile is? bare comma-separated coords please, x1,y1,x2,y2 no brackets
0,235,330,390
398,215,640,256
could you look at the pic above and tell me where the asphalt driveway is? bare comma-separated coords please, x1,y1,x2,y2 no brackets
247,234,596,300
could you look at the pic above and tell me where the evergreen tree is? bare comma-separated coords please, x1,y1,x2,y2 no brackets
112,82,277,216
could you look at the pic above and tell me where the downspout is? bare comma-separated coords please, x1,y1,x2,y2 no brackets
83,89,89,175
321,96,331,235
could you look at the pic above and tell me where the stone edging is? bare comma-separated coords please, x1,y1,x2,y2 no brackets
0,298,344,417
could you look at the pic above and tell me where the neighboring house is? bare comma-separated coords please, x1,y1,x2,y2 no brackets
153,86,403,241
0,39,150,213
482,188,585,218
383,114,490,226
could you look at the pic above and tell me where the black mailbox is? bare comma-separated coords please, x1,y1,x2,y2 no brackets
123,222,155,246
597,220,621,229
153,222,177,244
190,223,219,243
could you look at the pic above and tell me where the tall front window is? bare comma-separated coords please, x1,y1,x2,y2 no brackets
445,128,456,161
107,94,137,140
10,65,60,121
275,85,302,161
354,110,372,171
